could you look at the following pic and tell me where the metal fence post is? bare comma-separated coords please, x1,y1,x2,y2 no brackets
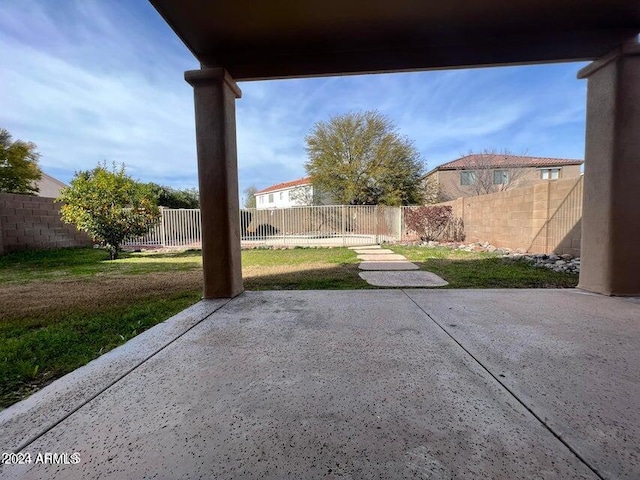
159,207,167,247
341,205,346,247
374,205,379,244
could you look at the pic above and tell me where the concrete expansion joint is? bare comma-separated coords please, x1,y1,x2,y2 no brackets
10,297,233,454
400,290,606,480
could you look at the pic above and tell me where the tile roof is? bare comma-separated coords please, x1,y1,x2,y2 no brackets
433,154,583,172
256,177,312,194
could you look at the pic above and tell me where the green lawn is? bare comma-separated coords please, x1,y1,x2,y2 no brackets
388,245,578,289
0,247,202,284
0,245,577,408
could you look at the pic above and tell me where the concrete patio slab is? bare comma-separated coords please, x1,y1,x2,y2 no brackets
359,261,419,271
0,291,602,479
357,253,407,261
348,245,381,250
405,289,640,480
0,299,230,454
359,271,449,287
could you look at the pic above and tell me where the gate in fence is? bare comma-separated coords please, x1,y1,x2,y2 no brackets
123,205,403,248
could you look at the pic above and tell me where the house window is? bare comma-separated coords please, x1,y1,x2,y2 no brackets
460,171,476,186
540,168,561,180
279,192,283,200
268,193,274,203
493,169,509,184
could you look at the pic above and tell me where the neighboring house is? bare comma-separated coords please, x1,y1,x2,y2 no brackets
254,177,334,209
35,172,67,198
423,154,583,201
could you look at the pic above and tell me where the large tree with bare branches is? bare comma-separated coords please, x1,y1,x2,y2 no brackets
454,149,528,196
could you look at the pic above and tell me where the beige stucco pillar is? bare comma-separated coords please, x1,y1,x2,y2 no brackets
185,68,244,298
577,41,640,296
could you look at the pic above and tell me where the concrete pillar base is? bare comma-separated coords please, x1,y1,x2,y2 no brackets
577,41,640,296
185,68,244,299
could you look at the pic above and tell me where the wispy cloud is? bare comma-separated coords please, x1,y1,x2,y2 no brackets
0,0,590,196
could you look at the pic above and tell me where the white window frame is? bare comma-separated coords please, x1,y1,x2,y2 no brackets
540,168,561,180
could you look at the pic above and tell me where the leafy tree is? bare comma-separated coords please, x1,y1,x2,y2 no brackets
0,128,43,195
243,185,258,208
148,183,200,209
305,111,425,205
58,162,160,260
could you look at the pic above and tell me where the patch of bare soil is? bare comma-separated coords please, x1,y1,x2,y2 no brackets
242,262,340,277
0,271,203,320
1,263,356,321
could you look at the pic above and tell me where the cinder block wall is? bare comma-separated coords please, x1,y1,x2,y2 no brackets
0,193,92,254
440,177,583,255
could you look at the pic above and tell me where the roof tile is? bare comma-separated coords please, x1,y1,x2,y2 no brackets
256,177,311,194
435,154,583,171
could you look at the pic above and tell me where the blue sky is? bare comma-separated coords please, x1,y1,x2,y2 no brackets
0,0,589,201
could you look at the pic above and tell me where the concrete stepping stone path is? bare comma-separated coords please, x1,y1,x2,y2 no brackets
357,253,407,262
353,249,395,255
359,271,449,287
359,261,420,271
353,245,448,287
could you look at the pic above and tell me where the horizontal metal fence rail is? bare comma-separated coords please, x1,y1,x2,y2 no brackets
123,205,403,248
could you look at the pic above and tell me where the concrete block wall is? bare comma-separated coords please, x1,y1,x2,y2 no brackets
440,177,583,255
0,193,93,254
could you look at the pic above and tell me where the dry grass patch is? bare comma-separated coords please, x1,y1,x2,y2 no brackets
0,271,203,323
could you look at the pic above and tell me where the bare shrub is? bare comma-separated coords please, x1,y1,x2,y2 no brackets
404,206,464,242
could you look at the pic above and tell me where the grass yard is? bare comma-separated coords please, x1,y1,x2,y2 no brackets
0,244,577,408
388,245,579,289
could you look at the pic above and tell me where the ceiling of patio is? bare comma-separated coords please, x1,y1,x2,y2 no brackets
150,0,640,80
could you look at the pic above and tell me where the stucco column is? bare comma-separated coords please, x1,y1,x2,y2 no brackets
577,41,640,296
185,68,244,298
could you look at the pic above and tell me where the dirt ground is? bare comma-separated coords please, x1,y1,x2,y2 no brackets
0,263,351,320
0,271,204,320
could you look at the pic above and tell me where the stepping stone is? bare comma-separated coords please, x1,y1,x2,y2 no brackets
357,254,407,261
348,245,381,250
359,271,449,287
353,249,394,254
359,261,419,271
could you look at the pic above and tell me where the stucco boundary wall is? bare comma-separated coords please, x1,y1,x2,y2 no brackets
437,177,583,256
0,193,92,255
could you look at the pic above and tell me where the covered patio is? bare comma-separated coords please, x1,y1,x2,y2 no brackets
1,289,639,478
1,1,639,478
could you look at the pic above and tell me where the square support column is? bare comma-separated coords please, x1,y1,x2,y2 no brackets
185,68,244,298
577,42,640,296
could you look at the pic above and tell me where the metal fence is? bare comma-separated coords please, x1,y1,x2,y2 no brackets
123,205,403,248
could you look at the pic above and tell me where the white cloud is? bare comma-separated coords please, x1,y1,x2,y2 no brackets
0,0,590,195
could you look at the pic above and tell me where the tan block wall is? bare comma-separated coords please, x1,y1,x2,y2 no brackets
438,176,583,255
0,193,92,254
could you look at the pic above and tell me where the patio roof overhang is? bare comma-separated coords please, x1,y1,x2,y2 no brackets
149,0,640,80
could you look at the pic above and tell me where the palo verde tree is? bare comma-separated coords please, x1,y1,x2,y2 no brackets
305,111,425,205
0,128,43,195
58,162,160,260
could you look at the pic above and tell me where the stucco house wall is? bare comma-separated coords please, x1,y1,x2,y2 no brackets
35,173,67,198
430,164,582,200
